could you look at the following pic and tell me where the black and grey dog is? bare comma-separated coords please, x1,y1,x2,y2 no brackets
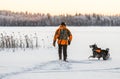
89,44,110,60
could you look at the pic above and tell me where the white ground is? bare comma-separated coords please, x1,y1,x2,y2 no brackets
0,27,120,79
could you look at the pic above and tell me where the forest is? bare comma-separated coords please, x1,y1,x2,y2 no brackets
0,10,120,26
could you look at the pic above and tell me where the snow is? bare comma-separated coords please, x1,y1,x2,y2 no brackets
0,26,120,79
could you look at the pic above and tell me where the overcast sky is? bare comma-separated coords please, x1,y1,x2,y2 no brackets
0,0,120,15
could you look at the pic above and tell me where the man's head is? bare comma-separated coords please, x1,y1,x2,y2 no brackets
61,22,66,26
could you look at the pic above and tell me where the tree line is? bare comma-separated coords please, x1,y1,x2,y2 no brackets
0,10,120,26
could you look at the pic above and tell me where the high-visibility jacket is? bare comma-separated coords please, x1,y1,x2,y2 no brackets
53,25,72,45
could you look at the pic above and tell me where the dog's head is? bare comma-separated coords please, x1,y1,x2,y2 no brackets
89,44,97,48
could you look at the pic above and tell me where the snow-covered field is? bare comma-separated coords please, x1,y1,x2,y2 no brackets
0,26,120,79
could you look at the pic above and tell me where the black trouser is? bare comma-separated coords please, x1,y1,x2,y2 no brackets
58,44,67,61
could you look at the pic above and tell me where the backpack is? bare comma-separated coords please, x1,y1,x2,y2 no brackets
59,29,70,40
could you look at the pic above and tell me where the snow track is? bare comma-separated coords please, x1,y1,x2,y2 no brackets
0,59,120,79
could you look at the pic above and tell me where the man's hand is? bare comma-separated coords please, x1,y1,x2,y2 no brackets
68,40,71,45
53,41,56,47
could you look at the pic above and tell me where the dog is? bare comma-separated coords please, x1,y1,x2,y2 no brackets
89,44,110,60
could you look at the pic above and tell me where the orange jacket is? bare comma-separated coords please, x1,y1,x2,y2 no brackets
53,25,72,45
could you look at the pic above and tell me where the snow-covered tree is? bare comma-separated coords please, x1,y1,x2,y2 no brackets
0,10,120,26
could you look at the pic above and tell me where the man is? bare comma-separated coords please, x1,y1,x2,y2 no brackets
53,22,72,62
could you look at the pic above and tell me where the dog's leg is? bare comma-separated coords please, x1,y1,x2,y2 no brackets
98,57,100,60
88,55,95,59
